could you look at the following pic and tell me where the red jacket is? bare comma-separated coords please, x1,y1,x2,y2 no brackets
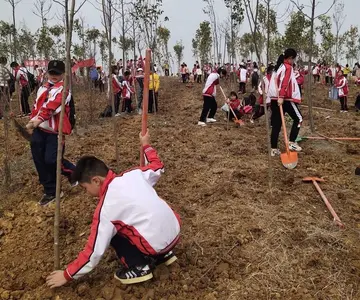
229,99,241,111
112,75,121,94
30,81,72,135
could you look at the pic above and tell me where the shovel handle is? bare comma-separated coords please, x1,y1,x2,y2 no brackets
279,104,290,155
312,180,344,228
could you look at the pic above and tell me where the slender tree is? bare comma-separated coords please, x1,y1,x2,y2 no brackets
333,1,345,64
33,0,52,28
193,21,213,65
173,41,184,70
5,0,22,61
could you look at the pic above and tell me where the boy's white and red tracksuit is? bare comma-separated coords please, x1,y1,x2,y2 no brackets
252,73,271,121
121,79,134,113
336,75,349,111
267,61,303,149
199,72,220,122
64,145,181,281
13,66,31,114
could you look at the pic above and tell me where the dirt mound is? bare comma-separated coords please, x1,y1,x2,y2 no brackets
0,78,360,299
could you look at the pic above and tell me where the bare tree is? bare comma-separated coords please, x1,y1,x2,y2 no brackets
290,0,336,132
204,0,220,62
332,1,345,63
33,0,52,28
53,0,86,270
5,0,22,61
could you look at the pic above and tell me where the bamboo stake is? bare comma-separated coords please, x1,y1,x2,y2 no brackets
1,87,11,189
140,49,151,167
54,0,76,270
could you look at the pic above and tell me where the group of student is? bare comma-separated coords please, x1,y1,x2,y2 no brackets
0,58,182,288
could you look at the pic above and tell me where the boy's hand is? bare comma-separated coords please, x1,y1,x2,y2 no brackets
226,99,230,104
26,118,42,130
46,270,68,288
278,98,284,106
140,129,150,146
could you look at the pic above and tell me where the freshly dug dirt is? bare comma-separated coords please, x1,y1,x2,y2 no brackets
0,78,360,300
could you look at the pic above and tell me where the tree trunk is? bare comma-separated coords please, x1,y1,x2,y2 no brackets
1,88,11,189
12,4,17,61
121,0,126,68
307,0,316,133
54,0,76,270
266,0,270,65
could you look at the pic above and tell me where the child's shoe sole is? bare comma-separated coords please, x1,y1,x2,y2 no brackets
114,272,153,284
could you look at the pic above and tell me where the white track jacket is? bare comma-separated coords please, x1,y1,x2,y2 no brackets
64,145,181,281
202,72,220,97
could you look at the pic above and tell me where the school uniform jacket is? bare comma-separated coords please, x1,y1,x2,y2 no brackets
202,72,220,97
14,66,28,87
257,74,271,105
336,76,349,97
121,80,134,99
112,74,121,94
268,62,301,103
239,69,247,83
30,81,72,135
64,145,181,281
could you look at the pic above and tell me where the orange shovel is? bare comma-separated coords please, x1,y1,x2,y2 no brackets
279,104,298,169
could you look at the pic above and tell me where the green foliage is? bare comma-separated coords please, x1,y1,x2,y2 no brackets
17,27,37,61
343,25,359,64
193,21,212,64
316,15,335,63
173,41,184,67
224,0,244,26
0,21,13,58
237,32,264,60
36,26,54,59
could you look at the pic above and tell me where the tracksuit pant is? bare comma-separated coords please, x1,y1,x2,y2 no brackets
21,87,31,115
148,91,158,113
227,109,242,120
30,128,75,196
270,101,303,149
199,95,217,122
122,97,132,113
339,96,348,111
110,233,174,268
114,92,121,114
239,82,246,94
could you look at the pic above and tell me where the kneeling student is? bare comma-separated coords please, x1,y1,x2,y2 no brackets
46,130,181,288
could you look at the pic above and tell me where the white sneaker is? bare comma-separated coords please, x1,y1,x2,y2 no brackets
271,149,281,157
289,142,302,152
197,121,207,126
343,110,348,113
138,108,142,115
115,113,121,117
206,118,217,123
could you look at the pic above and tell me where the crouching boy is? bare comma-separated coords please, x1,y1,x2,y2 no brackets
46,130,181,287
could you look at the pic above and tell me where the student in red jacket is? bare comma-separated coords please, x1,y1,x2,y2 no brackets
336,70,349,112
26,60,75,206
111,66,122,116
46,130,181,287
10,61,31,115
121,70,134,113
267,49,303,156
226,91,244,125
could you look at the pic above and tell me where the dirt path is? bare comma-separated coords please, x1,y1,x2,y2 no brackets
0,78,360,300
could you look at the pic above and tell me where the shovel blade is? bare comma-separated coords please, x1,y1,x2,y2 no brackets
280,151,298,169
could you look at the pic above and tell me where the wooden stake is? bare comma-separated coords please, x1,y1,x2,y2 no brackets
140,49,151,167
54,0,76,270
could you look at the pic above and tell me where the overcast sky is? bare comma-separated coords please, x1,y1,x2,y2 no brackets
0,0,358,68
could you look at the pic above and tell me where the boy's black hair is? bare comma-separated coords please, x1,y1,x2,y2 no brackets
267,65,274,74
0,57,7,65
284,48,297,59
230,91,238,98
111,65,118,74
10,61,19,68
124,70,131,76
218,67,227,76
71,156,109,184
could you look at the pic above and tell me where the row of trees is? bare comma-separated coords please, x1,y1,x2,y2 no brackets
190,0,359,66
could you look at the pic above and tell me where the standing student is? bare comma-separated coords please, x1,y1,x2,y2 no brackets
238,64,247,94
149,68,160,113
312,64,320,83
164,62,170,76
25,60,75,206
180,64,187,83
97,67,105,93
121,70,134,113
294,64,304,96
136,68,144,114
196,66,202,83
251,62,259,91
198,68,227,126
111,66,122,116
336,70,349,112
267,49,303,156
46,130,181,287
10,61,31,115
0,56,11,119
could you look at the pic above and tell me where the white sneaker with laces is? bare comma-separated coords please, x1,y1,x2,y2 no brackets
206,118,217,123
271,149,281,157
289,142,302,152
198,121,207,126
138,108,142,115
115,113,121,117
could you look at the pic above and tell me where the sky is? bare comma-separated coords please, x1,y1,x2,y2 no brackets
0,0,358,69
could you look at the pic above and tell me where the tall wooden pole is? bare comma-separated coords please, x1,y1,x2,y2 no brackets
54,0,76,270
140,49,151,166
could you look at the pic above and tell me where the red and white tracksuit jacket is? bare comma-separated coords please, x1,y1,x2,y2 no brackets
238,69,247,83
30,81,72,135
121,80,134,99
14,66,28,88
112,74,121,94
64,145,181,281
336,76,349,97
202,72,220,97
257,74,271,105
268,61,301,103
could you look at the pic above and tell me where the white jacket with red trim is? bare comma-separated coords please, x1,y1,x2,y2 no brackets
257,74,271,104
239,69,247,83
202,72,220,97
336,76,349,97
268,62,301,103
30,81,72,135
121,79,134,99
64,145,181,281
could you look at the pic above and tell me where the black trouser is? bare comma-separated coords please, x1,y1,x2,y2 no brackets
197,75,202,83
339,96,348,111
330,77,333,85
252,104,269,121
199,95,217,122
99,81,105,93
270,101,303,149
114,93,121,114
165,69,169,76
325,76,330,85
227,109,242,120
122,97,132,113
30,128,75,195
21,87,31,115
148,91,158,113
181,74,186,83
299,85,302,96
110,234,172,268
239,82,246,94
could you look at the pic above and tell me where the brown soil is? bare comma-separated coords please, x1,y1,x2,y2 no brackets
0,78,360,300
